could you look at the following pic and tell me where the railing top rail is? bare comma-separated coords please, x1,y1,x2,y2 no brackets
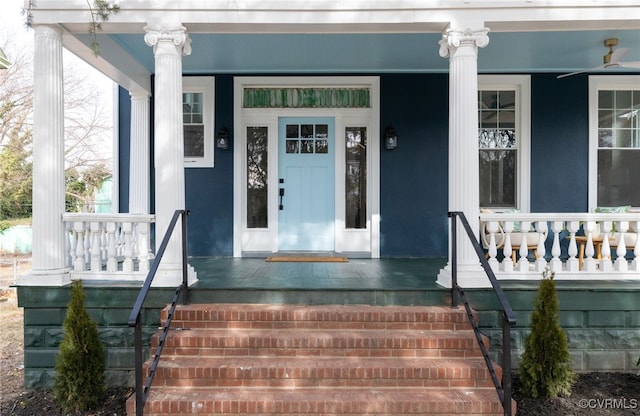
127,210,184,327
450,211,516,325
63,213,156,223
479,212,640,222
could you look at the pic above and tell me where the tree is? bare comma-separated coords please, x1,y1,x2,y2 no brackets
0,30,112,219
519,268,575,398
53,280,106,412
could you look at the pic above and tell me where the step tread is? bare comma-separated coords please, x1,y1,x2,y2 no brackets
136,387,504,415
155,355,493,373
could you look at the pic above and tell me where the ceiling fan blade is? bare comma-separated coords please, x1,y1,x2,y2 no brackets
610,47,631,64
618,61,640,69
557,64,605,79
557,70,586,79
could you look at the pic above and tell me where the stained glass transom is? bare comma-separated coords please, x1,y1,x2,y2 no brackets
243,88,370,108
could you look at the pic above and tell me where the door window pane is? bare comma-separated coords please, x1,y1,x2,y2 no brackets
346,127,367,229
597,89,640,207
247,127,268,228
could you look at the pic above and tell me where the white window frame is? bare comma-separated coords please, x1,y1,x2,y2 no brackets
183,76,214,167
588,75,640,211
478,75,531,212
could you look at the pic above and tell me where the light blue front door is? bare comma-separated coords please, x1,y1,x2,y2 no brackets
278,117,335,251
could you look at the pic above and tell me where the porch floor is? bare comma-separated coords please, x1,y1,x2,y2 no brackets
186,257,449,305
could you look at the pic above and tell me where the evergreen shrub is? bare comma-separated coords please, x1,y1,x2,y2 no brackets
519,267,575,398
53,280,106,412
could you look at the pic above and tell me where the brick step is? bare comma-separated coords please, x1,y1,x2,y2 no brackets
130,387,506,415
163,304,475,331
127,304,513,415
149,356,499,388
152,329,485,358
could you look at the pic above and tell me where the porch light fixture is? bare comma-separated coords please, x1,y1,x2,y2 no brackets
216,127,229,150
385,125,398,150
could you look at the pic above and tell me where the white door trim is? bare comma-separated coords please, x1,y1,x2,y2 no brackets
233,76,380,257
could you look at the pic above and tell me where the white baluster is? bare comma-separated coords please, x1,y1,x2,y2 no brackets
566,221,580,272
68,222,77,269
549,221,563,273
583,221,597,272
516,221,531,271
502,221,514,272
534,221,548,272
599,221,613,272
632,220,640,272
122,222,134,273
106,221,118,272
90,221,102,271
486,220,499,270
138,222,151,273
73,221,86,271
615,221,629,272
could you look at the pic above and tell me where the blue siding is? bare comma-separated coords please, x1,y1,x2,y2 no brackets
119,73,602,258
379,74,449,257
530,74,589,212
185,75,234,256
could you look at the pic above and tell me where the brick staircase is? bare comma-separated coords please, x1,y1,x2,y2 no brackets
126,304,514,415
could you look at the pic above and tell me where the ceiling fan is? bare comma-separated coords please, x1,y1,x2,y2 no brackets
557,38,640,79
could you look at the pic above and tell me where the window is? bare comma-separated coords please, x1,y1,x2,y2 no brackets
182,77,214,167
346,127,367,229
589,76,640,208
246,126,268,228
478,75,531,211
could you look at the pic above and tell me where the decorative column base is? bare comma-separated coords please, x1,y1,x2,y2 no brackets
436,263,492,289
151,263,198,287
17,269,71,286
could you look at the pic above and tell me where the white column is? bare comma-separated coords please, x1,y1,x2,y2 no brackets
25,25,69,285
144,24,195,286
128,89,150,215
437,26,490,288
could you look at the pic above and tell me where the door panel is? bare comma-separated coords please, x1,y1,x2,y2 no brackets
278,117,335,251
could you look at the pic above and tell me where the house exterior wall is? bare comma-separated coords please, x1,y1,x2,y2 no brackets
118,72,620,258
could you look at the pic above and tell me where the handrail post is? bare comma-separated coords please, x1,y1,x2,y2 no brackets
502,313,513,416
134,315,143,416
450,212,458,309
181,210,190,305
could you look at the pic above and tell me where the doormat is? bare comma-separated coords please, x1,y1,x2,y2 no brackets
266,256,349,263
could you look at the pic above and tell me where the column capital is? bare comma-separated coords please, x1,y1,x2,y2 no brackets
439,28,490,58
144,25,192,56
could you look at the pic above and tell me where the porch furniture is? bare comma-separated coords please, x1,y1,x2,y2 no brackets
481,218,546,264
573,235,616,270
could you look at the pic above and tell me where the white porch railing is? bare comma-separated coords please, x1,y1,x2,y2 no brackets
62,213,155,281
479,212,640,279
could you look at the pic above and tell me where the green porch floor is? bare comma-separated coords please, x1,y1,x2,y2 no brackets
186,257,449,305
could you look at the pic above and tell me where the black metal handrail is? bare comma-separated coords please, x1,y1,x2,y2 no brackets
128,209,190,416
449,211,517,416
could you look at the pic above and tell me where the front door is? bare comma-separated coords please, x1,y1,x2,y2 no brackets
278,117,335,251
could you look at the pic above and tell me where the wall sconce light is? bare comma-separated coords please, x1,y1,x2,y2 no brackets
216,127,229,150
385,125,398,150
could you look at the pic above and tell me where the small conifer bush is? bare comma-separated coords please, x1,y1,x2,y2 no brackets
519,267,575,398
53,280,106,412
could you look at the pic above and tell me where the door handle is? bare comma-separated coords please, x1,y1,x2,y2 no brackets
279,187,285,210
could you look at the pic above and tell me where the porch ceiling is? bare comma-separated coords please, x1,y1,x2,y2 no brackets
74,30,640,76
